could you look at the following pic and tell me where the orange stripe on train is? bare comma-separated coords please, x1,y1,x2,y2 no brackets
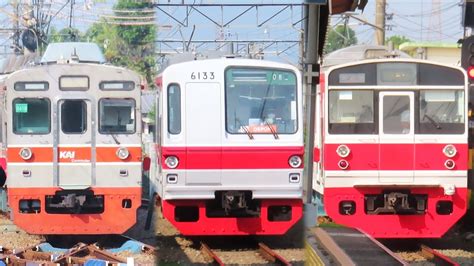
7,147,141,163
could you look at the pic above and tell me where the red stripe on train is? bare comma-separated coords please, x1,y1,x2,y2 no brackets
324,143,468,171
160,146,304,170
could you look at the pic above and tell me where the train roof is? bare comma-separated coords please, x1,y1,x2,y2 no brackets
160,57,299,74
324,57,467,74
323,45,411,68
41,42,106,64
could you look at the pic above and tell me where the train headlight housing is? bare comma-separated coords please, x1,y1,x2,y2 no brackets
19,147,32,160
443,145,457,158
338,159,349,170
116,147,130,160
165,156,179,169
336,145,350,158
445,159,455,170
288,155,302,168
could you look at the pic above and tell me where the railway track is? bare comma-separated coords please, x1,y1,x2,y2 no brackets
200,241,292,265
0,234,155,265
306,227,407,266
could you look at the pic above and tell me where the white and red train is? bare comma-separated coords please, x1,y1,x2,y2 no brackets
0,43,143,234
152,58,304,235
313,58,468,238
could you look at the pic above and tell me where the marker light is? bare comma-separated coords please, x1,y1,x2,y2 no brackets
445,159,455,170
116,147,130,160
336,145,350,158
288,155,302,168
165,156,179,169
338,160,349,170
19,147,32,160
443,145,457,158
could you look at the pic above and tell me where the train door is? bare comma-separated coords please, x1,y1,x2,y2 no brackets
378,91,415,183
56,98,94,188
184,82,222,185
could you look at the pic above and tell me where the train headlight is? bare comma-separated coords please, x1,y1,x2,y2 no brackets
165,156,179,169
19,147,32,160
288,155,302,168
116,147,130,160
445,159,455,170
443,145,457,158
336,145,350,158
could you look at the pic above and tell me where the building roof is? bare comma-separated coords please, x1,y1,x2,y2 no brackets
399,42,460,52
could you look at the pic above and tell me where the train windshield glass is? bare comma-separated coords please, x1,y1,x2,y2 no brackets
328,90,375,134
225,68,297,134
61,100,87,134
419,90,465,134
13,98,50,134
99,99,135,134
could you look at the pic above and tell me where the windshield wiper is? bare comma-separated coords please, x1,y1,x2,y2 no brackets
235,118,254,140
111,133,121,145
265,120,279,139
423,114,441,129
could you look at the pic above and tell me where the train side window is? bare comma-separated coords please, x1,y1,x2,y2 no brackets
99,99,135,134
167,84,181,134
328,90,376,134
13,98,50,134
61,100,87,134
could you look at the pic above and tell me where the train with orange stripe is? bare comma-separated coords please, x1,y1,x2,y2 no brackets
0,43,143,234
313,58,469,238
151,58,304,235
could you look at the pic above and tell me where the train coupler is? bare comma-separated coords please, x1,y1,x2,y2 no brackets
45,190,104,214
365,190,427,215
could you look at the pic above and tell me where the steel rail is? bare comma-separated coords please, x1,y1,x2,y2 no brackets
421,245,459,266
257,242,291,266
200,242,224,266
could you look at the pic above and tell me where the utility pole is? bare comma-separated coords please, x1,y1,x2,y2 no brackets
12,0,21,54
375,0,386,45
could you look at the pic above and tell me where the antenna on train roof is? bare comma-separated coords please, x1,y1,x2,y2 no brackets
70,48,80,63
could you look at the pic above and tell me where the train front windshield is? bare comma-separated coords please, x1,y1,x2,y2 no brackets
327,62,466,135
225,68,298,135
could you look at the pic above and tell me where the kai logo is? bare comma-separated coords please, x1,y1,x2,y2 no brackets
59,151,75,159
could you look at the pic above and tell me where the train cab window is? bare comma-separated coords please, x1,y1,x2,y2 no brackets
61,100,86,134
13,98,50,134
99,99,135,134
419,90,465,134
382,96,411,134
167,84,181,134
225,68,297,134
328,90,375,134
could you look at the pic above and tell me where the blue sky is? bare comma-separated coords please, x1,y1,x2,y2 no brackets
0,0,467,64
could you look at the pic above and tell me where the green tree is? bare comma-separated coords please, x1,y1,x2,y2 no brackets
85,0,156,85
324,25,357,54
386,35,411,49
48,27,85,43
